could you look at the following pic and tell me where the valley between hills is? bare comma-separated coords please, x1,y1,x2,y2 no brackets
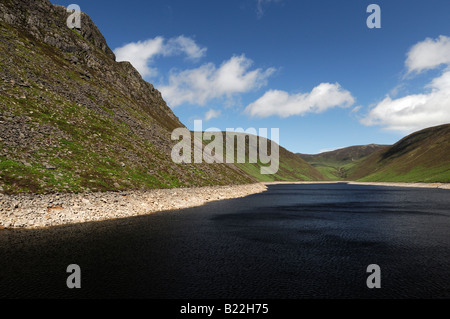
298,124,450,184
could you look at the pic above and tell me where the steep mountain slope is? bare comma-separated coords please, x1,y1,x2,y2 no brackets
298,144,389,180
0,0,257,193
347,124,450,182
0,0,324,194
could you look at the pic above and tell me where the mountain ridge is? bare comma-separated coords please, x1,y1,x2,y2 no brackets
348,124,450,182
297,144,390,180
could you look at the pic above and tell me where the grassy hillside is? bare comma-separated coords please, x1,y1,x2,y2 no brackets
229,133,325,182
347,124,450,183
298,145,389,180
0,1,325,194
0,1,257,194
199,132,325,182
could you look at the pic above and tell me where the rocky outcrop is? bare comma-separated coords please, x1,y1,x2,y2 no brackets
0,0,180,129
0,0,115,59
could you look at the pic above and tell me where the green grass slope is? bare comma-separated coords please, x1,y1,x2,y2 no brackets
201,132,325,182
235,142,325,182
0,1,324,194
0,1,257,194
298,145,389,181
347,124,450,183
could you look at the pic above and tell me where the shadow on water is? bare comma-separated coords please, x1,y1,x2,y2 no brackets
1,183,450,299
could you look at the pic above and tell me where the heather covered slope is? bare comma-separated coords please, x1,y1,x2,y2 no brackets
0,0,256,193
347,124,450,183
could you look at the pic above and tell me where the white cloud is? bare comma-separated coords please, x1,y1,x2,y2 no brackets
406,35,450,74
114,36,206,77
256,0,282,18
114,37,164,77
350,105,362,114
204,109,222,121
159,55,276,107
244,83,355,118
165,36,207,60
362,35,450,132
361,70,450,132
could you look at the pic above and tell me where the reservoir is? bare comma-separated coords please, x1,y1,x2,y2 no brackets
0,183,449,299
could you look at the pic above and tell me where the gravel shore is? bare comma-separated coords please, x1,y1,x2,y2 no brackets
265,181,450,189
0,183,267,229
1,181,448,230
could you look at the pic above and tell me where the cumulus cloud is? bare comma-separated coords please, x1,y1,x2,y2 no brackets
114,36,206,77
244,83,355,118
361,70,450,132
204,109,222,121
362,35,450,132
159,55,276,107
114,37,164,77
406,35,450,74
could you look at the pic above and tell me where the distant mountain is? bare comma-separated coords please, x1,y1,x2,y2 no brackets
348,124,450,183
227,133,325,182
298,144,390,163
297,144,389,180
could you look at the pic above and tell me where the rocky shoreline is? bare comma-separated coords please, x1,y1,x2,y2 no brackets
348,181,450,189
264,181,450,189
0,183,267,229
1,181,449,230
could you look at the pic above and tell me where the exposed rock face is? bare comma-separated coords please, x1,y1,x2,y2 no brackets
0,0,254,194
1,0,115,59
0,0,180,129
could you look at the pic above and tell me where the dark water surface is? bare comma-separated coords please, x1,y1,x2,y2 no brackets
1,183,449,299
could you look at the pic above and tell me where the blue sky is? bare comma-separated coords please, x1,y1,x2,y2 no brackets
55,0,450,154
